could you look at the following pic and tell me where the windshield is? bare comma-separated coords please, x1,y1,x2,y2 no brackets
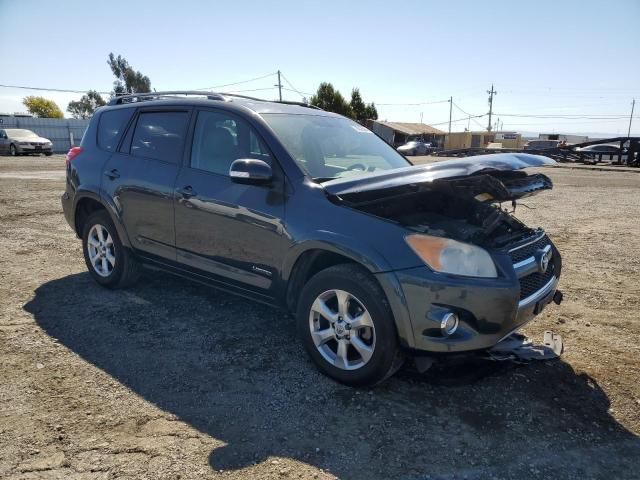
261,114,411,180
6,129,38,139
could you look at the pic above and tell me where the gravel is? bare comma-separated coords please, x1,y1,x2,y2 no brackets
0,155,638,479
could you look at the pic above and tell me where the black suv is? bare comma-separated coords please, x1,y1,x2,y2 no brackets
62,91,562,385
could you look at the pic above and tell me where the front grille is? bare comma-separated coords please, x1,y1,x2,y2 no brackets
519,262,555,300
508,233,557,301
509,234,549,263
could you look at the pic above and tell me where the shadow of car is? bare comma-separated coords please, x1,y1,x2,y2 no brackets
23,270,640,479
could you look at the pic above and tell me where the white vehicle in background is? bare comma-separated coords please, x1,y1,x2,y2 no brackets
0,129,53,156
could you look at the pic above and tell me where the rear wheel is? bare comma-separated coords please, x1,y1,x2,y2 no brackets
82,210,141,289
296,264,403,386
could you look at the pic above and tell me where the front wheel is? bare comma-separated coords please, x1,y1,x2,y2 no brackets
82,210,141,289
9,144,18,156
296,264,403,386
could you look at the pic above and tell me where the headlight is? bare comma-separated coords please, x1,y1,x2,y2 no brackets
405,234,498,278
44,142,52,147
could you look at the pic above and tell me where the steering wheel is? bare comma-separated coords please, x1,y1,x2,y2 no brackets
346,163,367,172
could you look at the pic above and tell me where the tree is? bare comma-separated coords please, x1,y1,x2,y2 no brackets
310,83,353,118
364,102,378,121
107,53,151,95
67,90,106,119
22,96,64,118
350,88,367,121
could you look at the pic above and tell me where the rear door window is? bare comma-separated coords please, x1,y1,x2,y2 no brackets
130,111,190,163
97,108,134,151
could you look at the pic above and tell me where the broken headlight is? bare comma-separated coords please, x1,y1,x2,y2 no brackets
405,234,498,278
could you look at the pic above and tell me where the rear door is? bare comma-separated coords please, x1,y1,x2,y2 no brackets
102,107,191,261
173,108,287,295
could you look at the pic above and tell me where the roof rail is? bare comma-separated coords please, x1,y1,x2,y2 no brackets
107,90,226,106
107,90,323,111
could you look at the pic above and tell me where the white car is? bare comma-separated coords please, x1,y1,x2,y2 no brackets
0,129,53,156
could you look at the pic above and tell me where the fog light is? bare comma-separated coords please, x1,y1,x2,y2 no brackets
440,312,459,336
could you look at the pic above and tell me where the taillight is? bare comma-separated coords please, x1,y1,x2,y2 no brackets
66,146,84,165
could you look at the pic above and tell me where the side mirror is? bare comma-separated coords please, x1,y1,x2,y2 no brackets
229,158,272,185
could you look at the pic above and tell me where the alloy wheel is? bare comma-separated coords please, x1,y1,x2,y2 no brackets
87,224,116,277
308,289,376,370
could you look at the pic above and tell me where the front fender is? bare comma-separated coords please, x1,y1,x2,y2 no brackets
282,233,394,282
281,234,417,349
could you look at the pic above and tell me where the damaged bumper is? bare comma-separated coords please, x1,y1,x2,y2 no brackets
377,237,562,354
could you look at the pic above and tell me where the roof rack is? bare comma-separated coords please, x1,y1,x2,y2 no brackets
107,90,322,110
107,91,226,106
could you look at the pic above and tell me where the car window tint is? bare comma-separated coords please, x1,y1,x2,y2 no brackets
130,111,189,163
190,110,271,175
98,109,134,151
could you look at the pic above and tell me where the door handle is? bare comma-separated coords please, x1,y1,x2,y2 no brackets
177,186,197,198
104,169,120,180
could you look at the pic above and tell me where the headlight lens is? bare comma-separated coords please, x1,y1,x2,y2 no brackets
405,234,498,278
44,142,52,147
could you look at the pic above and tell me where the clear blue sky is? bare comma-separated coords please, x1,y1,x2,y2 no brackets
1,0,639,135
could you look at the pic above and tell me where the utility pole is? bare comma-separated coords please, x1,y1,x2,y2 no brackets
276,70,283,102
628,98,635,137
448,96,453,135
487,84,497,131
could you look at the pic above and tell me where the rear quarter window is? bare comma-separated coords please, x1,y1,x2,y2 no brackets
97,108,134,151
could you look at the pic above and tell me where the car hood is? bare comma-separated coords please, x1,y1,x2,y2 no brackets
323,153,556,203
12,136,49,143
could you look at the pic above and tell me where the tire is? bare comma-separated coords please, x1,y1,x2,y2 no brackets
9,144,17,156
296,264,404,386
82,210,141,289
45,152,53,156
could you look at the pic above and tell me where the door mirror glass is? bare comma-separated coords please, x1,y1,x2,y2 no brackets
229,159,272,185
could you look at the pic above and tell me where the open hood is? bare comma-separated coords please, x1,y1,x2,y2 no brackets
323,153,556,204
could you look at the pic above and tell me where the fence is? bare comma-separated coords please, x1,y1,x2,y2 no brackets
0,116,90,153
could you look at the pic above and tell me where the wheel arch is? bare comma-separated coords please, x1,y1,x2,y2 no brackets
73,193,132,248
283,240,415,349
283,238,393,312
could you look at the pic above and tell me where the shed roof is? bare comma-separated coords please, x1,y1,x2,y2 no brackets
374,121,445,135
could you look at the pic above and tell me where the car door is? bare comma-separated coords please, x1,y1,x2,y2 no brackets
173,108,287,295
102,107,191,261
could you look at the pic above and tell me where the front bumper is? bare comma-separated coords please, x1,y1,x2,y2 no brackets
16,144,52,154
377,253,561,353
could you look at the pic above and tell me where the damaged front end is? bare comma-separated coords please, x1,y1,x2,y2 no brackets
323,154,555,249
323,153,564,358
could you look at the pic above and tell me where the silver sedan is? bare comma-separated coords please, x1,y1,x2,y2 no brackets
0,128,53,156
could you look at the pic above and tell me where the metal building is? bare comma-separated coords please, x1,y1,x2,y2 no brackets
367,121,446,147
0,115,89,153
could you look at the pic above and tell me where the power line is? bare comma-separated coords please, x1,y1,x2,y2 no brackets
0,83,111,95
494,113,628,119
452,102,485,129
279,72,312,98
221,87,277,94
430,114,486,127
376,99,449,106
195,72,277,91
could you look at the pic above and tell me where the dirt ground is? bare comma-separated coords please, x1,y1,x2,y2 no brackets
1,154,639,480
